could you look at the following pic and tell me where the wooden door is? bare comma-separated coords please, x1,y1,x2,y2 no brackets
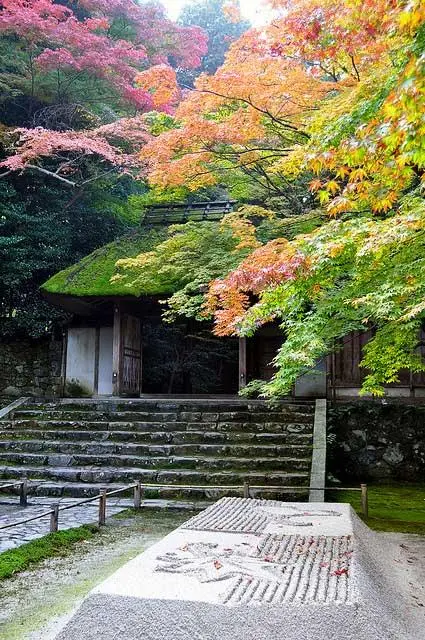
121,313,142,396
112,305,142,396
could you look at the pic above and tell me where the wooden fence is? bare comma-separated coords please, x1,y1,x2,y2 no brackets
0,481,369,536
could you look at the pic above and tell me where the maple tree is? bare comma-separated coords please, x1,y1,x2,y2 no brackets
0,116,152,186
140,0,400,200
125,0,425,397
0,0,207,110
202,0,425,397
140,31,330,201
0,0,207,184
0,0,208,335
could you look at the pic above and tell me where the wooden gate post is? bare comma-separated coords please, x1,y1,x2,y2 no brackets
239,337,247,390
361,484,369,519
112,303,122,396
19,479,28,507
133,481,143,509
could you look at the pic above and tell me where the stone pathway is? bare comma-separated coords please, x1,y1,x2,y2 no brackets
0,497,209,553
0,501,123,553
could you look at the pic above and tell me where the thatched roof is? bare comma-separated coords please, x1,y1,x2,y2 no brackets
42,201,236,299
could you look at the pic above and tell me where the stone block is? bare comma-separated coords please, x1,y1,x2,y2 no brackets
57,499,412,640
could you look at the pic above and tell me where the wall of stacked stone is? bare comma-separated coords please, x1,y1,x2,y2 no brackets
0,339,63,398
328,401,425,482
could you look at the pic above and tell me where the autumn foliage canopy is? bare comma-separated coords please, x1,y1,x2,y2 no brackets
0,0,207,184
125,0,425,397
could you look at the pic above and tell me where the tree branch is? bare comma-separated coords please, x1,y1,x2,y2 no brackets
182,84,309,138
25,164,76,186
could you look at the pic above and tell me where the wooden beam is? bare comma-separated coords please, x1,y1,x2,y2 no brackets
239,337,247,390
112,303,122,396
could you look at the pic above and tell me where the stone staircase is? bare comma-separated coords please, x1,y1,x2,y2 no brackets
0,398,315,501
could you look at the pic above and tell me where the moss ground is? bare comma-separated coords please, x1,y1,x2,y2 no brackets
0,524,98,580
327,483,425,534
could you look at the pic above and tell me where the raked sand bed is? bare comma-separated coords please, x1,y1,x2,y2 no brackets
56,498,422,640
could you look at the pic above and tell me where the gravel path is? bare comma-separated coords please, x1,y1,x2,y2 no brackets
0,510,192,640
380,532,425,617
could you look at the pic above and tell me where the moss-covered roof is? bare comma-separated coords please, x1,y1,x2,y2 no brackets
42,227,168,298
42,202,237,299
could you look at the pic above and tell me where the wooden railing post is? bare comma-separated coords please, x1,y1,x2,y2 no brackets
20,479,28,507
50,504,59,533
243,482,250,499
98,490,107,526
133,481,143,509
360,483,369,519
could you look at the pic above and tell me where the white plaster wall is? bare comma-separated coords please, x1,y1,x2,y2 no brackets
66,328,96,394
98,327,113,396
294,360,327,397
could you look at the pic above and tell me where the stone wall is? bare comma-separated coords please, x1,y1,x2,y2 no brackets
0,338,63,398
328,401,425,481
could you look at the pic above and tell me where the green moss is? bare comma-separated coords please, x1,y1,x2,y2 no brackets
327,484,425,534
42,227,168,297
0,524,98,580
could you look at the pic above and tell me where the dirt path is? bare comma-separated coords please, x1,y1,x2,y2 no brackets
0,510,191,640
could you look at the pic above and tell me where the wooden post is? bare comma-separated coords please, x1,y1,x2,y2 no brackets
112,303,122,396
19,479,28,507
360,484,369,519
239,337,247,390
243,482,250,499
93,326,100,396
133,482,143,509
98,490,107,526
50,504,59,533
60,328,68,398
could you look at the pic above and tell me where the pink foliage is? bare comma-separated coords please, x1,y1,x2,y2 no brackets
0,117,152,178
0,0,208,182
0,0,208,108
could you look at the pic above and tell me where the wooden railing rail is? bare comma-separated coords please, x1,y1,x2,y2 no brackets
0,479,28,507
0,481,143,534
0,481,369,537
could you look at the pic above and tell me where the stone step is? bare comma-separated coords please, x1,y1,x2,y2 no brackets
19,479,310,501
0,399,315,502
24,400,315,414
10,409,314,424
2,419,312,434
0,464,309,487
0,440,312,459
0,452,311,472
0,429,312,446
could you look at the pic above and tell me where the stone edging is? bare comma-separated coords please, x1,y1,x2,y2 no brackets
309,399,327,502
0,397,30,420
